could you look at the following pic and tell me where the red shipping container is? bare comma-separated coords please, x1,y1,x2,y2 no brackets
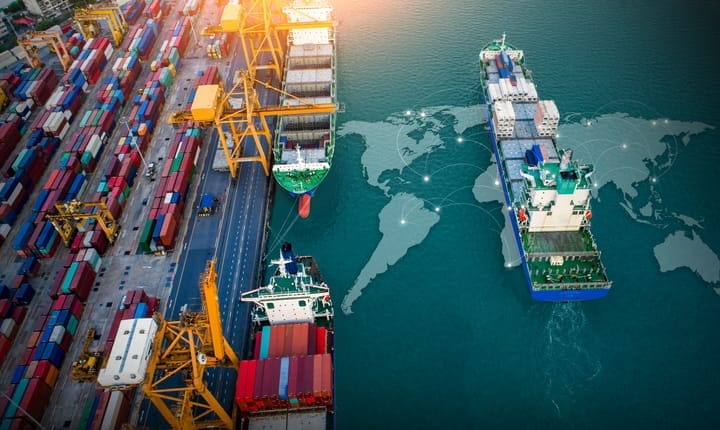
0,334,10,362
59,331,73,353
33,314,48,332
253,359,265,401
158,215,177,249
12,306,27,325
19,378,51,422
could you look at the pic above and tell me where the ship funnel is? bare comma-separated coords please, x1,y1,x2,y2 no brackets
281,242,298,275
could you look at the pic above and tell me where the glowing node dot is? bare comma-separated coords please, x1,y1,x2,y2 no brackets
457,137,463,143
494,180,500,186
400,219,406,225
556,134,560,138
593,183,598,188
420,112,426,118
663,119,668,124
507,206,512,211
652,121,657,126
651,177,657,183
505,263,512,268
622,143,628,149
423,176,430,182
405,110,412,116
587,121,591,126
435,207,440,212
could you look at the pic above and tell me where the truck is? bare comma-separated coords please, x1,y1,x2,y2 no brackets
198,193,218,217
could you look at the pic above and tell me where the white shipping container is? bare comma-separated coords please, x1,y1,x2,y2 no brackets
112,57,123,73
164,192,173,204
160,40,169,54
50,325,66,344
58,121,70,140
0,318,15,338
46,88,63,108
83,231,93,248
104,44,113,60
7,182,22,206
0,223,11,238
101,390,125,430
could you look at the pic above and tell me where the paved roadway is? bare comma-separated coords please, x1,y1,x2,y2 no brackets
138,27,281,427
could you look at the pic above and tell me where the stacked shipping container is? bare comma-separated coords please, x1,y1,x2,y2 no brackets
236,323,334,413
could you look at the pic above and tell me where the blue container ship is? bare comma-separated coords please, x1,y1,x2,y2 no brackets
479,34,612,301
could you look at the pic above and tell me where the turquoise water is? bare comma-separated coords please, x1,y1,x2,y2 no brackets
267,1,720,428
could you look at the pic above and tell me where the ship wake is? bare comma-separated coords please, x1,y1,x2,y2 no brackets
542,303,601,420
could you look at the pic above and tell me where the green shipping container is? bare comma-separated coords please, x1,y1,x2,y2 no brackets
67,315,78,336
61,261,79,294
140,219,155,253
171,156,182,172
77,396,97,430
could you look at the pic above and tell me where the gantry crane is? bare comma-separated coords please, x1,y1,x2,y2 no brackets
168,68,335,179
142,260,239,429
201,0,334,82
46,200,120,246
71,327,103,382
75,4,128,47
17,30,73,71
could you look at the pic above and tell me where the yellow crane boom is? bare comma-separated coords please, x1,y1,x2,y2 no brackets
142,260,239,429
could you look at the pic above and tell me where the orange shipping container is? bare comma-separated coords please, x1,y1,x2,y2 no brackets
45,363,59,388
27,331,40,349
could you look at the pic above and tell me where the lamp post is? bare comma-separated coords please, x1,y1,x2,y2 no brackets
120,117,149,170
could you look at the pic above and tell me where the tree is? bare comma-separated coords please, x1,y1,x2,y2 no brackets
2,0,25,14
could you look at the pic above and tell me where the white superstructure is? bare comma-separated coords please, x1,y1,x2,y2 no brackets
97,318,158,387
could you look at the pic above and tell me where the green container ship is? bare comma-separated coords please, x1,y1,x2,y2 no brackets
273,0,336,218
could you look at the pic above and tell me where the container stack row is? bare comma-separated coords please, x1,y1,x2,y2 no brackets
0,283,30,364
0,295,81,427
122,20,159,62
151,16,192,72
235,322,334,413
254,323,332,360
235,354,333,413
140,124,201,252
120,0,145,25
71,37,114,85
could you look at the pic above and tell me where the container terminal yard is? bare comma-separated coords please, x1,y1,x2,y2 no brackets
0,0,337,428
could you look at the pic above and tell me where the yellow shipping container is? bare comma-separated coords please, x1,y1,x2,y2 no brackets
220,4,242,32
167,63,176,77
191,85,221,121
0,87,8,111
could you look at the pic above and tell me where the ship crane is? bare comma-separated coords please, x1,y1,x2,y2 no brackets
17,30,73,71
201,0,335,82
167,69,335,179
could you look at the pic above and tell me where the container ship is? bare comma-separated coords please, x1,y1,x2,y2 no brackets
479,34,612,301
273,0,336,218
238,243,335,429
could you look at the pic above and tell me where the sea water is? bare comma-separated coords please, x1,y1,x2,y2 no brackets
267,1,720,428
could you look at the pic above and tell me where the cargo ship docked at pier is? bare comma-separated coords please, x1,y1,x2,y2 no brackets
238,243,335,429
479,34,611,301
273,0,336,218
